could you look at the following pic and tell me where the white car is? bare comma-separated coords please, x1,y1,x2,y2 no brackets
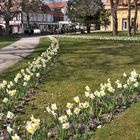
33,29,41,34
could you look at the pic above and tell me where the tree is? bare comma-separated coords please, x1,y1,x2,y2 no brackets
110,0,119,36
0,0,44,35
67,0,102,33
133,0,138,35
127,0,131,36
0,0,21,35
21,0,44,33
100,7,111,30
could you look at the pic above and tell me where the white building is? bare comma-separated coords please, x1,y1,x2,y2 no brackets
46,1,70,29
0,10,54,34
0,1,70,34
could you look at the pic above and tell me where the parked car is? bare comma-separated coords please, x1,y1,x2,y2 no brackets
33,29,41,34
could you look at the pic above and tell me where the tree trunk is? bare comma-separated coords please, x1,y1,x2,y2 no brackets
112,11,118,36
27,14,30,29
110,0,118,36
5,20,10,36
127,0,131,36
133,0,138,35
86,23,91,33
27,14,31,36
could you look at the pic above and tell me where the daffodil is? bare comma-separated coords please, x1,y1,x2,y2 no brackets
66,109,72,116
73,96,80,103
85,91,90,97
51,103,57,110
62,122,70,129
59,115,68,123
6,111,15,119
11,134,21,140
66,103,73,109
83,101,90,109
74,107,81,115
8,90,17,96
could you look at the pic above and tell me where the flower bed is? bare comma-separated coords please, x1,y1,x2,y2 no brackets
0,36,140,140
1,68,140,140
55,35,140,41
0,36,59,139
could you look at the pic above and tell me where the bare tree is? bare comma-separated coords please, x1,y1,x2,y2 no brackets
133,0,138,35
0,0,21,35
110,0,119,36
127,0,131,36
21,0,44,32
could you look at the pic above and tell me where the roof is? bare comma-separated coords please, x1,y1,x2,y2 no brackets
47,2,65,9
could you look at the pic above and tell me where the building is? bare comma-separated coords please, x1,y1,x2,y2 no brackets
0,11,54,34
0,2,54,34
0,1,70,34
45,1,70,29
101,0,140,31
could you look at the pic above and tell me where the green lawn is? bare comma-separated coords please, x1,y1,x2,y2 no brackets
0,36,19,49
79,31,140,37
0,38,51,81
0,37,140,139
92,100,140,140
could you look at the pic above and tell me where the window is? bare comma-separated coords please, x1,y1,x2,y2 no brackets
122,18,127,30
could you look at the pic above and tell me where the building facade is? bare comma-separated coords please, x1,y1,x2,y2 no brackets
0,11,54,34
101,0,140,31
0,1,70,34
45,1,70,27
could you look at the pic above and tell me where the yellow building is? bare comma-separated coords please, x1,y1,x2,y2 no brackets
101,0,140,31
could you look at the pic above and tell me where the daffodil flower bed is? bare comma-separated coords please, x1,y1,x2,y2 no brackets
0,36,59,138
55,35,140,41
1,69,140,140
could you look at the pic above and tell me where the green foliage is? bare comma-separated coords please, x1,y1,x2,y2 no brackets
67,0,103,32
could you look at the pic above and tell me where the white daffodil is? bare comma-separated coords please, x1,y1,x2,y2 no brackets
51,103,57,110
8,90,17,96
85,85,91,92
6,111,15,119
85,91,90,98
66,103,73,109
3,98,8,103
11,134,21,140
7,124,13,134
66,109,72,116
58,115,68,123
62,122,70,129
123,73,127,77
74,107,81,115
73,96,80,103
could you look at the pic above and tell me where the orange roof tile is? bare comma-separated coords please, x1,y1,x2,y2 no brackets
47,2,65,8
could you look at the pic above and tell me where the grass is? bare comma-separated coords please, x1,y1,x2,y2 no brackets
78,31,140,37
0,37,51,81
0,36,19,49
15,38,140,117
91,100,140,140
0,37,140,139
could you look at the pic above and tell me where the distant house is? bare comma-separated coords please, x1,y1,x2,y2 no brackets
45,1,70,29
101,0,140,31
0,3,54,34
47,2,69,22
0,1,70,34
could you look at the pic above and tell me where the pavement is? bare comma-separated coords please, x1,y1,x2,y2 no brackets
0,36,41,73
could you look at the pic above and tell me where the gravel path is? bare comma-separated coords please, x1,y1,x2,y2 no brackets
0,36,41,73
